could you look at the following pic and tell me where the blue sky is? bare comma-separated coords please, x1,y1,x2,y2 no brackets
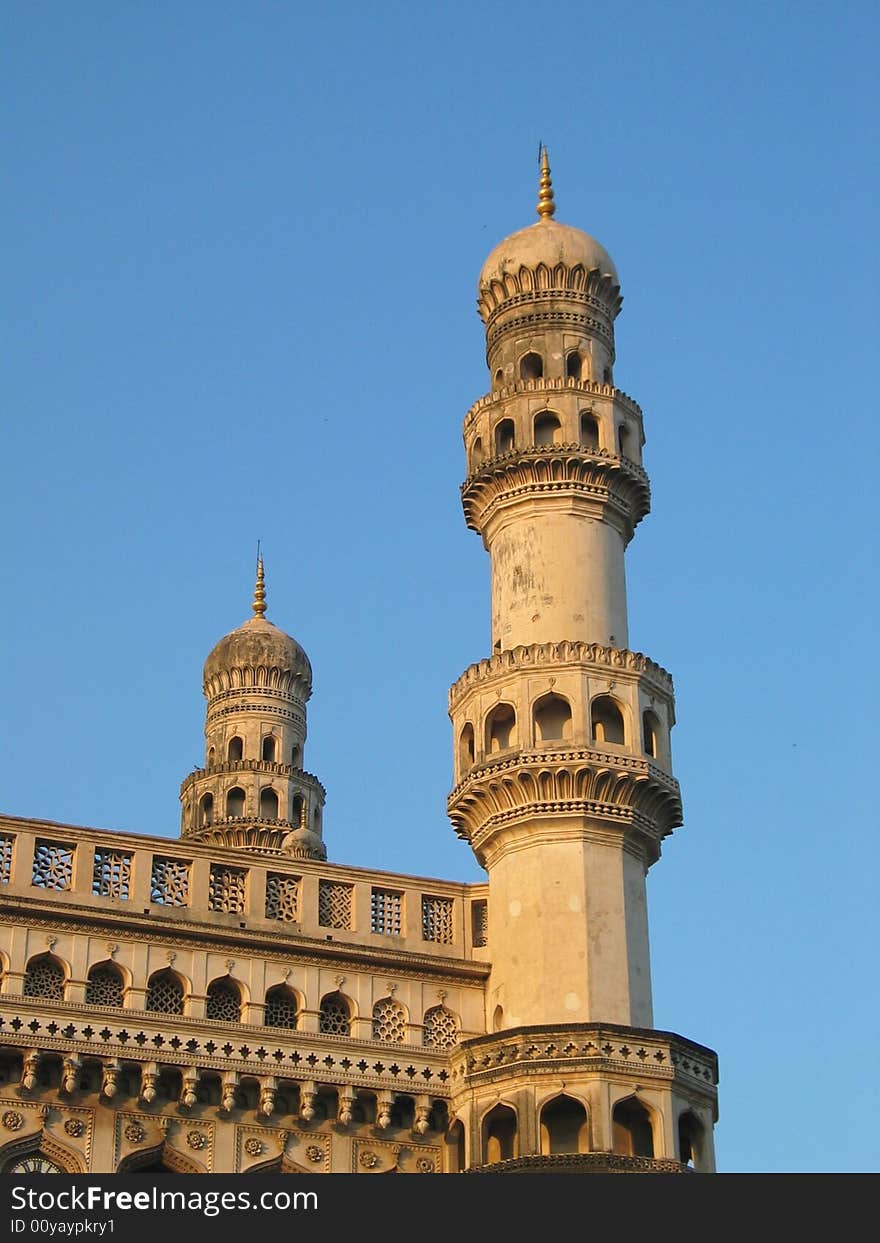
2,1,878,1173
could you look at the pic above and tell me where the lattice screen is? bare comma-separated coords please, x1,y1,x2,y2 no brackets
319,993,351,1035
370,888,402,936
208,864,247,914
92,849,131,900
423,1005,459,1049
471,900,489,948
150,856,190,907
0,834,13,884
31,840,74,891
85,965,124,1007
264,986,299,1029
265,873,300,922
318,879,353,930
23,957,64,1000
372,998,406,1043
145,971,184,1014
421,895,454,944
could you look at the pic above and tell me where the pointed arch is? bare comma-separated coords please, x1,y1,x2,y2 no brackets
371,996,407,1043
539,1093,590,1154
145,968,186,1015
591,694,626,745
481,1103,518,1164
319,991,352,1036
264,983,301,1030
612,1094,655,1158
533,691,572,742
85,960,126,1008
485,702,517,754
23,953,66,1000
205,976,242,1022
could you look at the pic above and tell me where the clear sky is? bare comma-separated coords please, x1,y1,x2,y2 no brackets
2,1,878,1174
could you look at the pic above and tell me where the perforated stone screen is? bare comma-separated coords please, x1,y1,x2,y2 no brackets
421,895,454,944
423,1005,459,1049
92,849,131,900
206,979,242,1022
0,835,13,885
264,987,299,1029
208,865,247,914
145,972,184,1014
150,856,190,907
319,993,351,1035
318,880,353,930
370,888,402,936
471,900,489,948
23,958,64,1000
265,874,301,922
85,966,124,1007
372,999,406,1043
32,840,74,891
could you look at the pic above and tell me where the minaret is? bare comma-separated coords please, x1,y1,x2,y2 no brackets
448,151,683,1029
179,556,326,859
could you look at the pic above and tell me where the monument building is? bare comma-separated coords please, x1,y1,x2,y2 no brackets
0,153,719,1174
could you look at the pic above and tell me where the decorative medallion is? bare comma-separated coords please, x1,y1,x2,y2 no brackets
63,1119,85,1138
2,1110,24,1131
359,1150,379,1169
416,1157,436,1173
186,1131,208,1151
244,1138,265,1157
123,1122,146,1144
305,1145,323,1163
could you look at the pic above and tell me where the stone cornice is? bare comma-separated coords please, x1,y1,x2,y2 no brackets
478,268,622,326
463,376,643,432
460,445,650,535
485,306,616,355
180,763,325,799
448,641,673,711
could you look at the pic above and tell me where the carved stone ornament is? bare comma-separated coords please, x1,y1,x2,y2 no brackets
186,1131,208,1151
359,1150,379,1169
305,1145,323,1163
123,1122,146,1144
63,1119,86,1139
244,1138,264,1157
416,1157,436,1173
2,1110,24,1131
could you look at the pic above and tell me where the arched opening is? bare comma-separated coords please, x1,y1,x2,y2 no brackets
371,997,406,1043
85,962,125,1008
470,437,484,471
483,1104,518,1164
459,722,475,772
617,423,630,458
492,1004,504,1032
603,366,613,385
199,793,213,827
226,786,245,817
207,746,216,766
494,368,504,389
261,735,276,763
579,412,599,450
565,351,582,379
227,736,243,762
494,418,515,455
591,695,625,745
23,954,65,1000
422,1005,459,1049
206,977,242,1023
145,969,184,1016
533,692,572,742
485,702,516,754
319,991,352,1036
259,787,279,819
264,984,300,1030
519,351,543,381
290,793,304,830
533,410,562,446
612,1097,654,1158
642,710,661,759
678,1111,704,1168
540,1095,589,1154
291,745,302,768
446,1120,466,1173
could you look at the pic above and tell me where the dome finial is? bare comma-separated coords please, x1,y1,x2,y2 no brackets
252,542,267,618
537,144,556,220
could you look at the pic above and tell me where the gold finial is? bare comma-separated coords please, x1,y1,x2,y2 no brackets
253,543,267,618
537,144,556,220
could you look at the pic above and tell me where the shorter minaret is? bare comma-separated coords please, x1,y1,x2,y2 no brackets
179,557,326,859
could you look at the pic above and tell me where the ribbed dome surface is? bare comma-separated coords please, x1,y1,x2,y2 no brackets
479,217,619,292
203,617,312,693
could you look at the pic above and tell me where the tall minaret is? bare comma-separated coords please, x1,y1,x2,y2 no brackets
448,151,683,1031
179,556,327,860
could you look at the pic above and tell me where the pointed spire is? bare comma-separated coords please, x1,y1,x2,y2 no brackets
537,144,556,220
252,543,267,618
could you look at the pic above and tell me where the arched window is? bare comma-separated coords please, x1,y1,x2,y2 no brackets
206,977,242,1023
534,410,562,446
591,695,625,745
643,710,661,759
470,437,484,471
372,998,406,1043
319,991,352,1036
145,969,184,1015
264,984,300,1030
603,366,613,385
446,1120,466,1174
227,736,243,762
485,703,516,753
259,787,279,819
291,745,302,768
422,1005,459,1049
226,786,245,817
565,351,582,380
533,692,572,742
207,746,216,766
459,722,475,772
492,1004,504,1032
519,352,543,381
678,1110,704,1168
612,1097,654,1158
579,412,599,450
290,793,304,830
494,418,515,455
617,424,630,458
540,1095,589,1154
85,962,124,1008
261,735,276,763
199,793,214,827
483,1104,518,1164
23,954,64,1000
494,368,504,388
